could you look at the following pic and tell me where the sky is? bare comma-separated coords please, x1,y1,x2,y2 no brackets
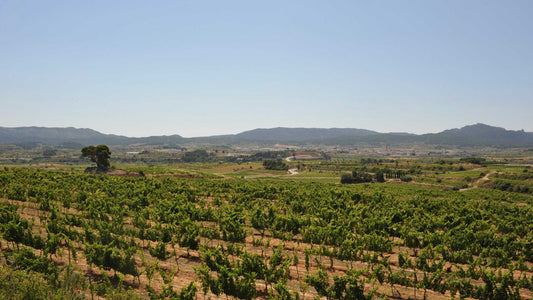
1,1,532,137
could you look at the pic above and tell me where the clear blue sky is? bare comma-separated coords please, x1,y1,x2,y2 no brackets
1,1,532,137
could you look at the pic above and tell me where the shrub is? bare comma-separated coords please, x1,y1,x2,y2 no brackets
460,157,486,165
375,171,385,183
400,176,412,182
341,174,355,184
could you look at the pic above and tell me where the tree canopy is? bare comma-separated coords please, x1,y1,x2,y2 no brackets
340,170,373,184
263,159,289,171
81,145,111,171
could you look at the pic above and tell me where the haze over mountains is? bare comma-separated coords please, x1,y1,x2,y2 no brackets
0,123,532,147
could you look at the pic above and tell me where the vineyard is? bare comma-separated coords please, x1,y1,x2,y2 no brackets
0,157,533,299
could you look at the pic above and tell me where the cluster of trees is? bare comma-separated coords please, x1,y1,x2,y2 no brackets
340,168,419,184
249,151,292,161
360,158,393,165
263,159,289,171
483,179,531,194
481,172,533,195
460,157,487,165
340,170,373,184
181,149,213,163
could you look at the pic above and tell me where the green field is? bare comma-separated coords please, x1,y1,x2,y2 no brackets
1,151,533,299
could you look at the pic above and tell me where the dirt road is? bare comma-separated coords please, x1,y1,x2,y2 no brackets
460,171,494,192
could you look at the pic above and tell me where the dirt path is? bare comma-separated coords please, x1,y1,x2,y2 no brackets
460,171,494,192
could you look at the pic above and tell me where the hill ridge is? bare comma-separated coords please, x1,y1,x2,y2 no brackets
0,123,532,147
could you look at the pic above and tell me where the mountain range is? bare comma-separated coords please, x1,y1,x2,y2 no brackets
0,124,532,147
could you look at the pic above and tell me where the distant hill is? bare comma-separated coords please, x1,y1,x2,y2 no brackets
0,127,126,145
0,123,532,147
421,123,533,147
317,132,419,146
0,126,182,146
234,127,378,141
318,124,533,147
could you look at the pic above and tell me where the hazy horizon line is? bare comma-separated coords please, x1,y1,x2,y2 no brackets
1,122,530,139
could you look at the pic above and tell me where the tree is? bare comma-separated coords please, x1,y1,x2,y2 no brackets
263,160,289,171
340,171,373,184
341,174,355,184
182,149,210,162
42,149,57,157
351,170,372,183
81,145,111,171
375,171,385,183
